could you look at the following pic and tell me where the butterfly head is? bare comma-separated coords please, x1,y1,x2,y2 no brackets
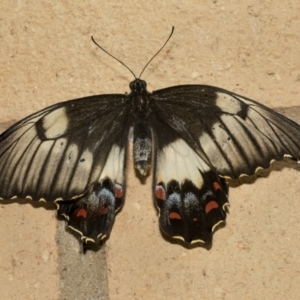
129,79,147,94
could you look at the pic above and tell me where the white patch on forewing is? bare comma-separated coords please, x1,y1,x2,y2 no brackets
24,140,56,193
54,143,79,192
99,145,124,183
68,149,93,192
42,107,68,139
16,136,43,187
215,92,243,114
0,127,38,188
198,131,230,170
198,117,254,174
156,139,210,187
0,121,40,158
39,138,68,187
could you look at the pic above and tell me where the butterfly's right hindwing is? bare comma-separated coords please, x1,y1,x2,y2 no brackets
151,116,229,244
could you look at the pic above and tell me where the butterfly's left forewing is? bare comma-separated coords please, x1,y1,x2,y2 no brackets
0,94,132,242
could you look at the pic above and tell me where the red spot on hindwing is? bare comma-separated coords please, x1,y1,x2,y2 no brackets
205,201,219,214
169,212,181,220
75,208,87,219
98,207,108,215
213,181,222,191
115,183,123,199
155,185,166,200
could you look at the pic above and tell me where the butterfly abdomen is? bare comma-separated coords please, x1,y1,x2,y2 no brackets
133,119,152,176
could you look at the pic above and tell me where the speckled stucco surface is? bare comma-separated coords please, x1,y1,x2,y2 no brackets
1,1,300,299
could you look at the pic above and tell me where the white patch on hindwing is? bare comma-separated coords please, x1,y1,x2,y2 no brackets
42,107,68,139
156,139,210,187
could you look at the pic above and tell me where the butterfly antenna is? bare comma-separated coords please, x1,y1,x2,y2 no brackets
138,26,174,79
91,36,137,79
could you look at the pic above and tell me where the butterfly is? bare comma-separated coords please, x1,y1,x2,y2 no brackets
1,28,300,246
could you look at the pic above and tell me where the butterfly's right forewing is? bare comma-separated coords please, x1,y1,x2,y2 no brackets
152,85,300,179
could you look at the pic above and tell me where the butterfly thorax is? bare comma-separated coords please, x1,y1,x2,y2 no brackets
129,79,153,176
129,79,151,117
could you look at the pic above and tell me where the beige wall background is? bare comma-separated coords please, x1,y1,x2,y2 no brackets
1,1,300,299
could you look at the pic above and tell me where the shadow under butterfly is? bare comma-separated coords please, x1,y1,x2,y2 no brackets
1,27,300,247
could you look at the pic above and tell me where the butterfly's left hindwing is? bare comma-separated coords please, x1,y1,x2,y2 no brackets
0,94,131,242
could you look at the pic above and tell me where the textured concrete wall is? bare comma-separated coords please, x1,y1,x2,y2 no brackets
1,1,300,299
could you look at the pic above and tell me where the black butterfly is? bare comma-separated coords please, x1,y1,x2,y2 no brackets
1,29,300,246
